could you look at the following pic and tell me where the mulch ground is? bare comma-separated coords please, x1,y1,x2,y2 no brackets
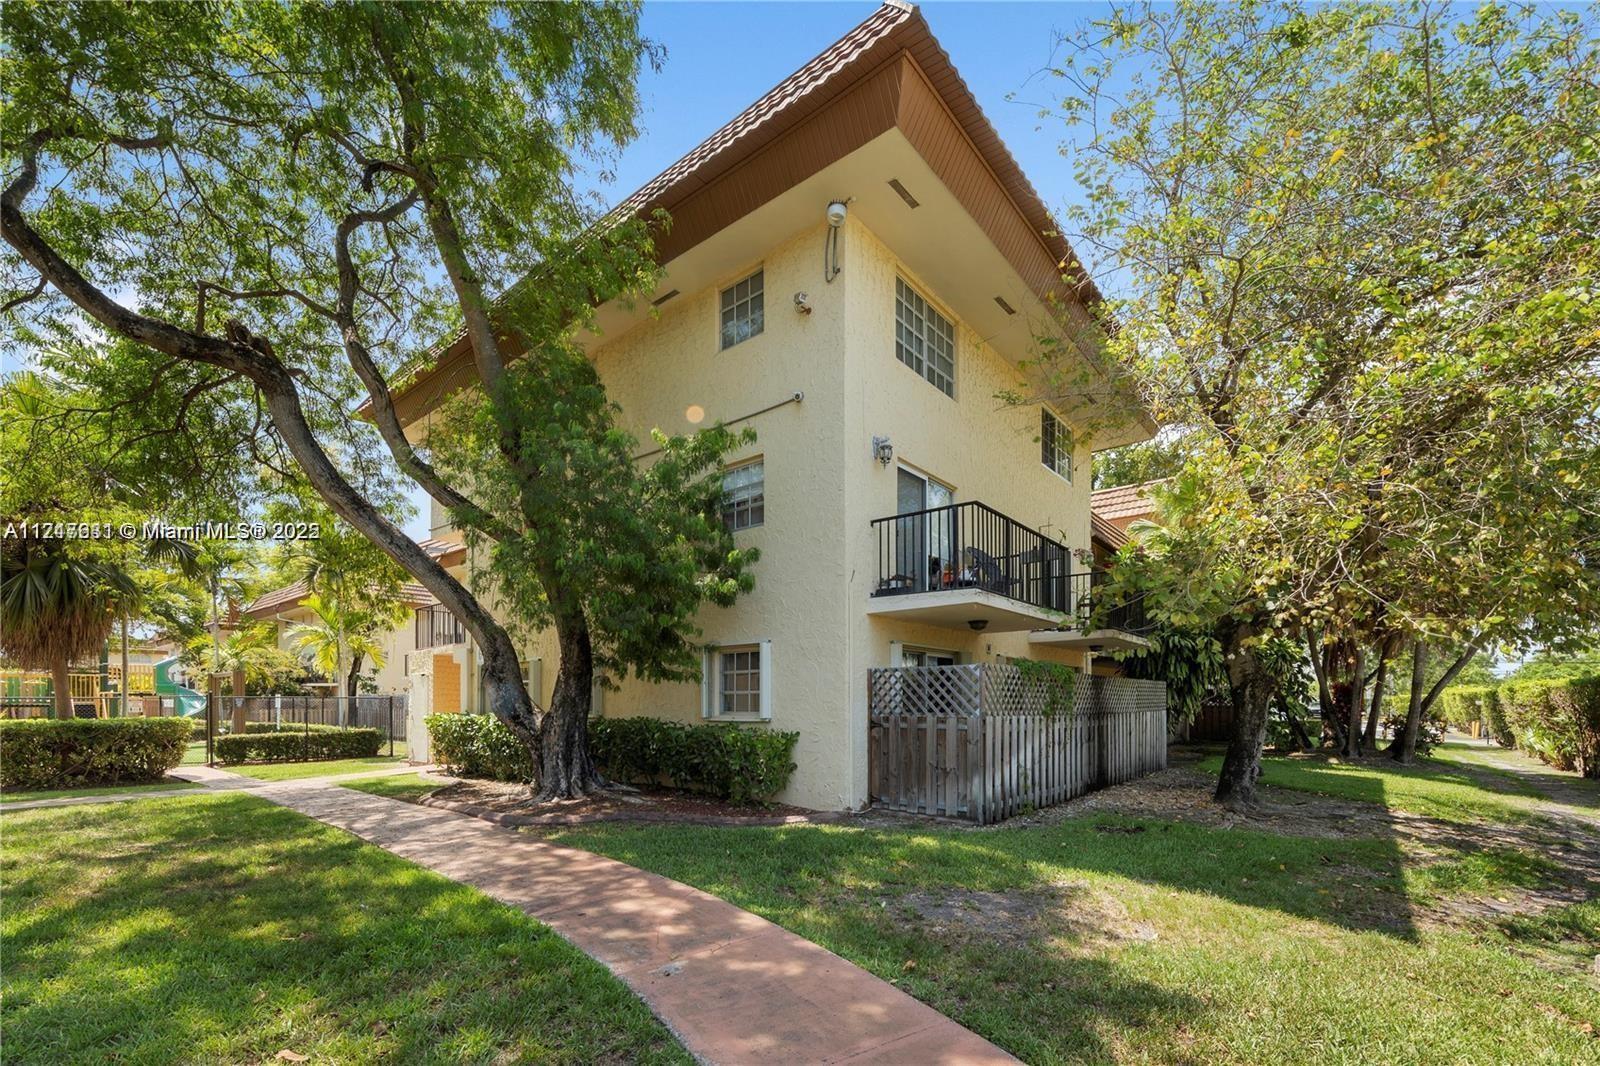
421,778,827,827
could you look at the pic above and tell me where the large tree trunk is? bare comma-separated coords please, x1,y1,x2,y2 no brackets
49,654,73,719
1214,620,1275,809
1363,641,1393,749
346,651,364,702
1392,639,1428,763
535,612,604,801
1342,642,1366,758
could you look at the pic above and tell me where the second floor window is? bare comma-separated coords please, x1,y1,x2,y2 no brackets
1041,408,1072,481
722,460,764,531
895,277,955,397
415,605,465,650
720,270,764,349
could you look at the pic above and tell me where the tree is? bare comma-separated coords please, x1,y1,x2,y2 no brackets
1045,1,1600,804
1091,434,1188,490
430,347,756,797
3,3,664,793
287,592,403,704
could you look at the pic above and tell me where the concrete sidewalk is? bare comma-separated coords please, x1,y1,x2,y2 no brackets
256,779,1016,1065
0,763,433,811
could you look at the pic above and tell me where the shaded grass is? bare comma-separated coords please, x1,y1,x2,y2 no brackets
1199,752,1548,825
339,772,440,803
223,755,409,781
0,780,201,805
0,794,688,1065
549,813,1600,1065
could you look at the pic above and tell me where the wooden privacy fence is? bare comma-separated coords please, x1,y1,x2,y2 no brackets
868,664,1167,824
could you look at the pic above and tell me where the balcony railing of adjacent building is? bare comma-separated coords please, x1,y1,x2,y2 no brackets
870,501,1147,631
414,605,466,650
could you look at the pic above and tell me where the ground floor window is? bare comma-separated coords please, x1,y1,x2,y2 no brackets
703,641,772,720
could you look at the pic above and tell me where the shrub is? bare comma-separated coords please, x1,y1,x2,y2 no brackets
1496,677,1600,777
212,727,383,765
426,713,537,782
426,713,800,804
1438,685,1497,735
591,717,799,805
0,717,192,791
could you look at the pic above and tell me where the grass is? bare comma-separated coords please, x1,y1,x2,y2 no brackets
1198,751,1550,824
547,781,1600,1063
0,780,202,805
221,754,410,781
339,772,440,803
0,793,689,1065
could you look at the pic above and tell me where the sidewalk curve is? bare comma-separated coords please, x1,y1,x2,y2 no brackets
255,779,1017,1066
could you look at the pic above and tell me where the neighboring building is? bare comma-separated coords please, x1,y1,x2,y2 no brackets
1089,481,1164,537
241,537,465,695
389,2,1158,810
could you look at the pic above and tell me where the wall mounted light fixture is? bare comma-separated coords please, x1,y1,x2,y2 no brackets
872,435,894,466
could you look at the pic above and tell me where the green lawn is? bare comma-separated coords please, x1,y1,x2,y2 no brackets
1198,751,1551,824
339,772,441,803
0,780,202,805
222,755,410,782
0,794,689,1065
548,773,1600,1064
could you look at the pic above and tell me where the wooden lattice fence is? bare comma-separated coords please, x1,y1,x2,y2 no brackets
868,664,1166,824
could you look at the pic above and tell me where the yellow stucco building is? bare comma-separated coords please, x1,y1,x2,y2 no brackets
383,2,1156,811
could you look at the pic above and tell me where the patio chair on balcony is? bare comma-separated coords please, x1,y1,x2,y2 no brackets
964,547,1017,597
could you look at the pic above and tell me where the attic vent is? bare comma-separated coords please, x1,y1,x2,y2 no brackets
993,296,1017,316
887,178,919,209
651,289,681,307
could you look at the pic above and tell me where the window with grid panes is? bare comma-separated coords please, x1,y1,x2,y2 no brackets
894,277,955,396
721,460,764,531
1041,408,1072,481
718,645,762,717
719,270,764,349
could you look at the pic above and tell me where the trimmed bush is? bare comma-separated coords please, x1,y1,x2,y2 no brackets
1496,677,1600,777
0,717,192,791
426,713,536,782
426,713,800,804
212,727,383,765
1438,685,1497,735
591,717,799,805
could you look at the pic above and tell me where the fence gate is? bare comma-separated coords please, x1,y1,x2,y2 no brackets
868,664,1167,824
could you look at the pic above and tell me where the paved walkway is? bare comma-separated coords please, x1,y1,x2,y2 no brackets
7,765,1016,1064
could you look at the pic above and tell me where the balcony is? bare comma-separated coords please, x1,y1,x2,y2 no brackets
414,605,465,650
867,501,1149,643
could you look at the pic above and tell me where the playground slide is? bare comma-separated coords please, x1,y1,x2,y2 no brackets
153,657,208,717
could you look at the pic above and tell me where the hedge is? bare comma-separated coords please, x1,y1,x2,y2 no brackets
1437,685,1497,735
212,727,383,765
0,717,192,791
426,713,536,782
426,713,800,804
1495,677,1600,777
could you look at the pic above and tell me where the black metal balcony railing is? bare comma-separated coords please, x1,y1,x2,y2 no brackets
414,605,465,650
870,501,1147,631
1064,568,1149,634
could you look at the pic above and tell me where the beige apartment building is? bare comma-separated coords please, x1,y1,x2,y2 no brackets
256,2,1158,810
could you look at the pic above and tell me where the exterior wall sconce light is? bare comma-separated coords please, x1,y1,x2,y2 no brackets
872,436,893,466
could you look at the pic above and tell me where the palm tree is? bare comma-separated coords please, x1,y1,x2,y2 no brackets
288,593,393,718
1,538,136,718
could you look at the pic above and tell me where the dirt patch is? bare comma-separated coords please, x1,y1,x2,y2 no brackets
888,882,1158,952
424,778,821,826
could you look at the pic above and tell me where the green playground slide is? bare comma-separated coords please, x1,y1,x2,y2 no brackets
153,657,207,716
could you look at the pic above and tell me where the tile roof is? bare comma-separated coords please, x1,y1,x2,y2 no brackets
240,540,462,618
1089,480,1166,522
1090,512,1127,550
382,1,1104,413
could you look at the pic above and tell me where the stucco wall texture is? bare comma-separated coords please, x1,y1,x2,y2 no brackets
563,216,1098,811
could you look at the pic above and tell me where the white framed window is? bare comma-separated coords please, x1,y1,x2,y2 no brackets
1041,408,1073,482
721,459,764,531
894,277,955,397
702,641,773,720
719,269,765,349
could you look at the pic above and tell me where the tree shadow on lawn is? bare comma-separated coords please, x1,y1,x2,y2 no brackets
0,795,685,1066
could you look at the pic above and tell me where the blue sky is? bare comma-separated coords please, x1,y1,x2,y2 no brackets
411,1,1107,536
